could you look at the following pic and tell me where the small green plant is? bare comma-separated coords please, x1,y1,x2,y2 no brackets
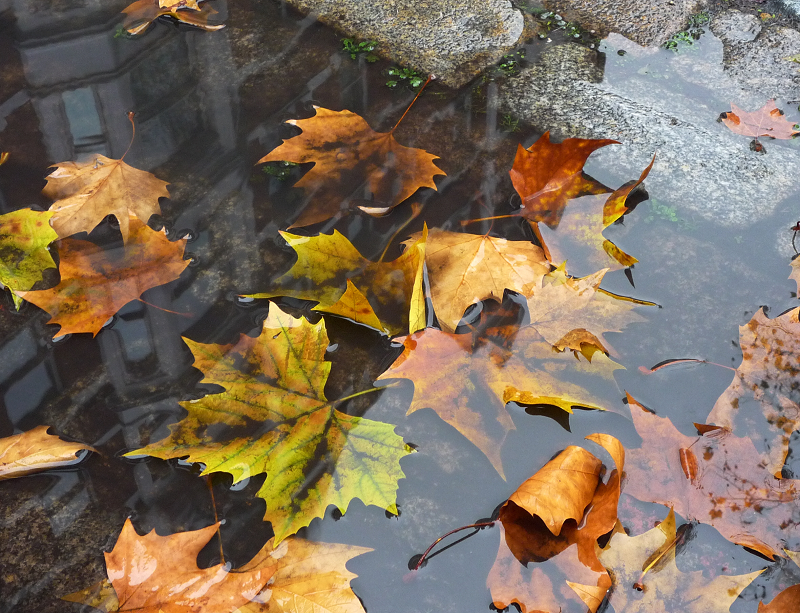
663,12,709,52
643,198,696,230
500,114,521,133
114,24,129,39
537,12,588,41
342,38,378,62
497,50,525,76
262,161,299,181
386,66,425,89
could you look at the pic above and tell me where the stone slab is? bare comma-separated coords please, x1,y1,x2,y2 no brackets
498,15,800,227
542,0,708,46
282,0,525,88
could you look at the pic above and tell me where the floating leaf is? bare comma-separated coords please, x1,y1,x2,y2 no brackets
0,209,58,309
721,100,799,140
128,304,412,543
258,107,444,228
121,0,225,35
0,425,94,481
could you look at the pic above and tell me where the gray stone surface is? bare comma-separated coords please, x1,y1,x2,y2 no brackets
282,0,525,88
498,12,800,227
779,0,800,19
542,0,707,46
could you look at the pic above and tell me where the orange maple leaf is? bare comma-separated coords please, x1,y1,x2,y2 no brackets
721,100,799,140
63,519,271,613
509,132,617,228
625,394,800,560
18,216,189,337
258,107,445,228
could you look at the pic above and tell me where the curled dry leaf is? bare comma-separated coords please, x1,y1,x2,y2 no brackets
122,0,225,35
509,132,617,228
591,509,762,613
488,434,624,613
63,519,272,613
247,227,426,335
18,216,190,337
534,155,655,276
0,209,58,309
258,107,445,228
706,306,800,477
402,229,549,332
721,100,799,140
626,394,800,559
377,304,623,478
43,154,169,242
0,425,95,481
128,304,412,543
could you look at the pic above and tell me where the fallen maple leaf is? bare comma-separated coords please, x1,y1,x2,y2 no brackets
0,209,58,309
488,434,623,613
43,154,169,242
721,100,799,140
247,227,426,335
509,132,617,229
586,508,762,613
233,536,371,613
128,304,412,543
376,304,623,478
258,107,445,228
758,550,800,611
402,229,550,332
522,268,647,357
0,425,94,481
625,393,800,559
534,156,655,275
122,0,225,35
17,216,189,337
63,519,271,613
706,306,800,477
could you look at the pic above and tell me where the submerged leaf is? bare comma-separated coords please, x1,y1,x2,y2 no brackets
18,216,189,337
0,425,95,481
122,0,225,34
592,509,762,613
0,209,58,309
247,227,426,335
128,305,412,543
258,107,444,228
722,100,799,140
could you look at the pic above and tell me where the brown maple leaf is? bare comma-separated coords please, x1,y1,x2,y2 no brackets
258,107,445,228
402,228,550,332
722,100,799,140
377,304,623,478
706,306,800,477
487,434,624,613
625,393,800,559
18,216,190,337
63,519,271,613
43,154,169,242
0,426,94,481
509,132,617,229
586,509,762,613
122,0,225,35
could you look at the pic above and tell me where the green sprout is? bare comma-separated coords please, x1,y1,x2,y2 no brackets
497,50,525,76
500,114,521,133
386,66,425,89
663,12,709,52
262,161,299,181
342,38,379,62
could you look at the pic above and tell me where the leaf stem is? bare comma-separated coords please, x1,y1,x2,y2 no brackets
390,75,434,134
377,203,423,264
413,521,495,571
638,358,736,374
136,297,193,317
459,214,519,226
332,383,396,407
122,111,136,161
205,476,225,565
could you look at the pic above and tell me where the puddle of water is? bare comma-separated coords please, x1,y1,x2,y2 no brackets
0,1,799,611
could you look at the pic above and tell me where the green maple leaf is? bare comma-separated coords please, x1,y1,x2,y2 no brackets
0,209,58,309
127,304,412,543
